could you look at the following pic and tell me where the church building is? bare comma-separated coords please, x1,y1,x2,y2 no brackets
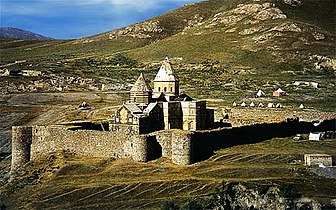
110,56,214,134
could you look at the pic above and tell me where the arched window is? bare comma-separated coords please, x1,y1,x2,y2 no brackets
170,87,173,92
164,87,167,92
158,87,161,91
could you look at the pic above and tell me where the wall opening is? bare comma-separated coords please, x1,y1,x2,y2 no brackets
147,136,162,161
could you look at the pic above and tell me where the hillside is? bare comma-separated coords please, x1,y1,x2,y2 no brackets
0,27,53,40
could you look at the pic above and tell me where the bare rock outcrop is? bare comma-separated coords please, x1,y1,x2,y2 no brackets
254,8,287,20
271,22,302,32
109,20,163,39
254,31,283,42
210,3,287,28
239,25,268,35
283,0,302,6
312,32,325,40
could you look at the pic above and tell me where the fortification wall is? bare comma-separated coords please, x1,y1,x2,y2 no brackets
189,119,336,163
155,132,172,158
31,126,131,160
11,119,336,172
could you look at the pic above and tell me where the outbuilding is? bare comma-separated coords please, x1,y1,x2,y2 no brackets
309,132,323,141
272,88,286,97
304,154,332,167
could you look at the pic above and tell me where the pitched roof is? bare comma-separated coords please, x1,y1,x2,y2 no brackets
130,73,152,92
153,56,178,82
274,88,285,93
173,93,193,101
143,102,158,114
123,103,143,114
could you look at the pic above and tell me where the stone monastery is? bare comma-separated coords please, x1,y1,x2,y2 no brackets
11,57,217,173
110,56,214,134
10,57,335,173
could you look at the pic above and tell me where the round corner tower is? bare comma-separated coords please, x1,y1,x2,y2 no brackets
11,126,33,173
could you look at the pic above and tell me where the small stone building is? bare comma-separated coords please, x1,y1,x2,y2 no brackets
110,56,214,133
309,132,323,141
304,154,332,167
272,88,286,97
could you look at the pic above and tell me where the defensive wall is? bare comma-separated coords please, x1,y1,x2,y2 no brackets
11,119,336,173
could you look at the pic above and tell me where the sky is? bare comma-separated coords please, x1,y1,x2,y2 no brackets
0,0,202,39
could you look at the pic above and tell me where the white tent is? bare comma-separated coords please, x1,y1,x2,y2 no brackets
299,104,305,109
258,103,264,107
241,102,246,107
276,103,283,108
232,102,237,107
250,102,255,107
256,90,266,97
267,103,275,108
309,132,323,141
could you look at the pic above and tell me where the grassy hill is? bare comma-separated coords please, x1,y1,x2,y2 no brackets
1,0,334,68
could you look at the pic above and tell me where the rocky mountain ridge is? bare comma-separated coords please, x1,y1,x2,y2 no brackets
0,27,52,40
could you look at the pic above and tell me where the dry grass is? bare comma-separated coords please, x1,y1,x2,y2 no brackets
1,137,335,209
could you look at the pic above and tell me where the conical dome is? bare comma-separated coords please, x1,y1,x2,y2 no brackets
130,73,152,92
154,56,178,82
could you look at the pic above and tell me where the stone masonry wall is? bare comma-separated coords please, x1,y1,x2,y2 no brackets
11,126,32,172
31,125,132,160
171,132,192,165
11,119,336,172
155,132,173,158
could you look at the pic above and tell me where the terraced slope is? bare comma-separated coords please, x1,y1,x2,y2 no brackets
1,138,335,209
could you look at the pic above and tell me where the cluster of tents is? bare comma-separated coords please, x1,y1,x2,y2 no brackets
232,89,305,109
232,101,283,108
232,101,305,109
